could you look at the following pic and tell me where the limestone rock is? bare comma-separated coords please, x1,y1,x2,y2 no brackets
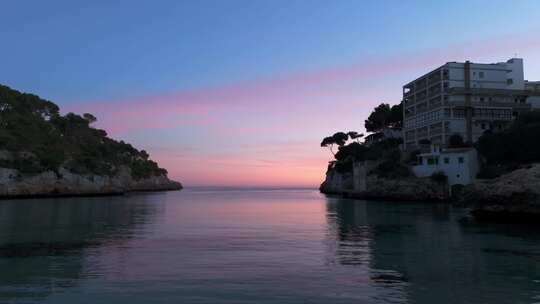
459,164,540,215
0,165,182,198
320,167,447,201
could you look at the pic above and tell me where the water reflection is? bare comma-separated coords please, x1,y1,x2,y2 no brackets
0,194,163,302
325,196,540,304
1,190,540,303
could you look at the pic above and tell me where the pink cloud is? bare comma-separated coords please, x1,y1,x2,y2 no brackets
69,30,540,135
63,30,540,187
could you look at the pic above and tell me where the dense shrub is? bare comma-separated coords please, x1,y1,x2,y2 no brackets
448,134,465,147
477,112,540,165
0,84,167,179
430,171,448,184
371,161,411,179
406,149,421,165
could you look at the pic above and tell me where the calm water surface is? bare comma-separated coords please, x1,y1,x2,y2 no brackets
0,189,539,303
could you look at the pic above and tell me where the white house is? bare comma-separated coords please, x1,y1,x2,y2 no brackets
412,145,479,186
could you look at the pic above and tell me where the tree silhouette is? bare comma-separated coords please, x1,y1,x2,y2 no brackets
347,131,364,143
321,132,349,156
364,103,402,133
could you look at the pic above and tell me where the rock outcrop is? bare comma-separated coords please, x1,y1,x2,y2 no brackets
458,164,540,217
362,175,447,201
320,163,448,201
0,166,182,198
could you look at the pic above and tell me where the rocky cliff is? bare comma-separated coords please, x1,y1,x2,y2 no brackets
0,166,182,198
458,164,540,217
0,84,182,198
320,162,448,201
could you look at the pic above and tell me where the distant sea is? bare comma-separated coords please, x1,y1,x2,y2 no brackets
0,188,539,303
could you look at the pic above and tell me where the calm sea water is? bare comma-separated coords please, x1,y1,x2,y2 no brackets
0,189,539,303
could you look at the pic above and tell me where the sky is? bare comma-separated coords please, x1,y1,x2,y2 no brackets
2,0,540,187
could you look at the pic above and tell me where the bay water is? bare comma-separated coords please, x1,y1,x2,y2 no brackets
0,189,539,303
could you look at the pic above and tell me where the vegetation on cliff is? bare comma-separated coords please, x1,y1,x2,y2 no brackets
477,112,540,164
476,112,540,178
0,84,167,179
321,102,409,178
364,103,402,133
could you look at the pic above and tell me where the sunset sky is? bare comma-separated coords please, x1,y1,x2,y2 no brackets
2,1,540,187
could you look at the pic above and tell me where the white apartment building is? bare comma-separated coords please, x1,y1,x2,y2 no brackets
402,58,540,150
526,80,540,108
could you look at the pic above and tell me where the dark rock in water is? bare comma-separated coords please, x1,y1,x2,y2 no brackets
470,209,540,223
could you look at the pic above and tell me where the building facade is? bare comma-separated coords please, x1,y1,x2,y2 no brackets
412,145,479,186
525,80,540,109
402,58,538,150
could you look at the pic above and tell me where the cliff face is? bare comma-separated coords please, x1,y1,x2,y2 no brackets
458,164,540,216
0,84,182,198
320,162,448,201
0,166,182,198
363,175,447,201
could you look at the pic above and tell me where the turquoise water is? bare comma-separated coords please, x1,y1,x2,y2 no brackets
0,189,539,303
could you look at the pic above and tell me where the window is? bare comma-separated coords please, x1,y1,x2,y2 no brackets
480,97,485,102
458,157,464,164
427,157,439,166
479,71,484,78
443,69,449,78
444,108,451,117
481,123,486,130
444,157,449,164
454,109,465,118
507,78,514,85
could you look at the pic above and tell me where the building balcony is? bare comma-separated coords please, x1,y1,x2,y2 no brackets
447,100,531,110
430,129,443,136
415,78,428,89
429,89,441,97
428,69,442,84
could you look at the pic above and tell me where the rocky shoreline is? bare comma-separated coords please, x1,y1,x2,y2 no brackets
320,176,448,201
319,160,448,202
457,164,540,219
0,166,182,199
321,162,540,220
